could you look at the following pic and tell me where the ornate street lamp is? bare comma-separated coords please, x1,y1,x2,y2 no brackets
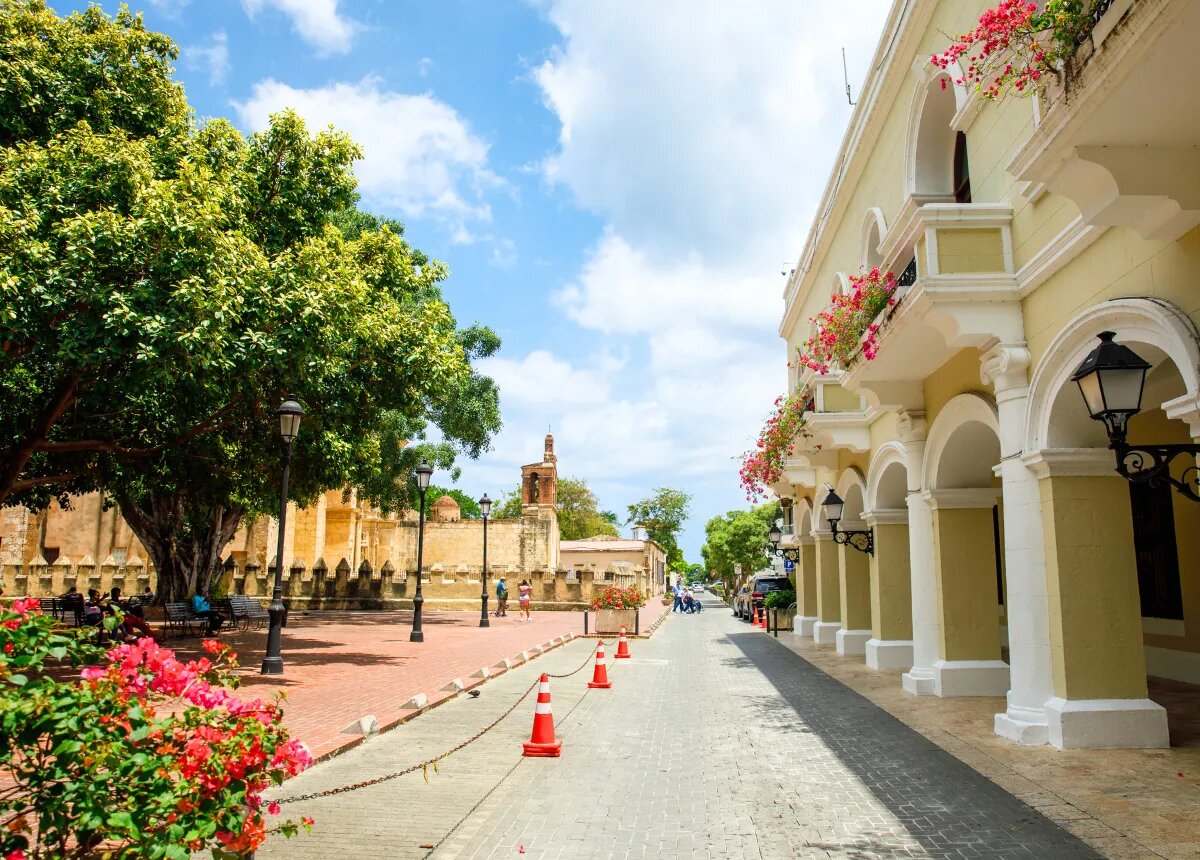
767,520,800,563
478,493,492,628
261,397,303,675
1072,331,1200,502
410,461,434,642
822,489,873,555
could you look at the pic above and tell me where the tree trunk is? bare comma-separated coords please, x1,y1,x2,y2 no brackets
116,493,245,604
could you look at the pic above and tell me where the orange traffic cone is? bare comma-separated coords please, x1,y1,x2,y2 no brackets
587,642,612,689
758,606,767,629
614,626,632,659
522,674,562,757
751,606,760,628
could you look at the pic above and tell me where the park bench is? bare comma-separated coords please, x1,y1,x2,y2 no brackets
41,597,83,627
163,602,205,638
224,596,270,631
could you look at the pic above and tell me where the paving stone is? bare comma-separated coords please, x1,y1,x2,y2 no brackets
257,596,1102,859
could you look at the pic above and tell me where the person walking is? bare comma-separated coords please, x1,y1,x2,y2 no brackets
671,581,684,613
495,576,509,617
518,579,533,622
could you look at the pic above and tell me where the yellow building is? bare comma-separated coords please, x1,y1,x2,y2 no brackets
775,0,1200,749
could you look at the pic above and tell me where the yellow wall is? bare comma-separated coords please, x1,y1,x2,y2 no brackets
839,543,872,631
936,227,1005,273
870,522,913,641
1040,475,1148,700
932,506,1002,662
815,538,841,623
922,348,983,430
823,385,863,412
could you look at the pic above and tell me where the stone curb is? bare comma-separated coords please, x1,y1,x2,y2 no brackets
306,631,578,766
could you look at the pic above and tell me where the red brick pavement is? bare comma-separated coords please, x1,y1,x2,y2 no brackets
167,602,667,761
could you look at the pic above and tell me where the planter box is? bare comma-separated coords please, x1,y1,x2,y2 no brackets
594,608,637,635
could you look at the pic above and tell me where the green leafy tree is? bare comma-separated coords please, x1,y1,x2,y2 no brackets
627,487,691,571
0,3,502,599
700,503,780,587
426,486,482,519
492,485,525,520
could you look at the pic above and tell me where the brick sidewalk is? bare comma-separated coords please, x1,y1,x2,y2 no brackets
169,601,667,761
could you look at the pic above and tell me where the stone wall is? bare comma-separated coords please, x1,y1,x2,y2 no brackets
0,557,654,612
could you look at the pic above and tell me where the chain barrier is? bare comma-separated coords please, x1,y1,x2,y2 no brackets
275,640,612,805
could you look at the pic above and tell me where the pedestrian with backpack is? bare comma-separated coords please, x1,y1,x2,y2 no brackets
496,576,509,617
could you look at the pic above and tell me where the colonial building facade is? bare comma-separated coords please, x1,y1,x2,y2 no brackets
0,435,666,608
776,0,1200,749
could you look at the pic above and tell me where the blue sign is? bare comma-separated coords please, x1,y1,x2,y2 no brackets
784,558,795,572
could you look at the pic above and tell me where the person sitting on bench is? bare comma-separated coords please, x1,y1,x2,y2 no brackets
190,592,224,636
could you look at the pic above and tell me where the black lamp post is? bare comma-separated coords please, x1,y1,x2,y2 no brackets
767,520,800,562
261,397,303,675
1072,330,1200,502
822,490,874,555
478,493,492,628
410,461,433,643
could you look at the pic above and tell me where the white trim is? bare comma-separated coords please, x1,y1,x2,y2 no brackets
833,467,869,518
865,441,910,512
1021,448,1115,479
1044,696,1169,749
1142,617,1186,638
866,638,913,670
922,488,1001,510
932,659,1010,697
902,667,936,696
1015,215,1105,298
813,621,841,645
921,392,1000,492
863,508,908,526
795,615,818,637
836,628,872,656
1024,298,1200,453
1145,644,1200,683
860,208,888,268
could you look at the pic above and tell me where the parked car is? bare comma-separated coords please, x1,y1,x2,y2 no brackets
737,575,791,621
691,583,704,593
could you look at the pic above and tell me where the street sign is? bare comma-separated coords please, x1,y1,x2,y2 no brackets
784,558,794,572
733,563,742,576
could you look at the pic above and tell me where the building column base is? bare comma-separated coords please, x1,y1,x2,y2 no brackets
813,621,841,646
865,639,913,671
902,667,935,695
835,628,871,656
994,700,1049,745
794,615,818,636
1044,696,1170,749
933,659,1010,697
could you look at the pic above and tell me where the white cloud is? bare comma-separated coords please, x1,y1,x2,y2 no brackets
241,0,360,56
186,31,230,87
232,76,497,230
418,57,434,78
489,238,518,269
508,0,890,553
146,0,190,16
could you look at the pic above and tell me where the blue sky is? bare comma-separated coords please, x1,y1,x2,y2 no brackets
60,0,890,560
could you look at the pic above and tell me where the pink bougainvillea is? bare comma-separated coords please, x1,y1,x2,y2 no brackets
738,387,815,503
796,267,897,375
930,0,1095,100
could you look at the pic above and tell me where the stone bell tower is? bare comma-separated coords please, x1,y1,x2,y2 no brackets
521,434,558,511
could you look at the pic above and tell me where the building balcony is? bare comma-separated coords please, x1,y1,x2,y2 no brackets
840,202,1022,405
1009,0,1200,241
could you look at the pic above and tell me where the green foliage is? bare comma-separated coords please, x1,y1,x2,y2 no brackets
0,1,502,600
700,503,780,580
0,599,312,857
557,477,619,540
426,485,482,519
682,562,706,584
627,487,691,571
492,484,525,519
764,589,796,609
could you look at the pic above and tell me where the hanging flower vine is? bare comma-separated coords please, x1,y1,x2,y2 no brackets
738,387,815,503
796,267,897,375
930,0,1100,100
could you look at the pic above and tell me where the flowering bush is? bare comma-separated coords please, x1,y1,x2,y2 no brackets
0,599,313,859
591,586,646,611
796,267,897,375
738,388,813,503
930,0,1095,100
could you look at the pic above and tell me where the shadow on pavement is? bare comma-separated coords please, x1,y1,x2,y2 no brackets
724,630,1104,859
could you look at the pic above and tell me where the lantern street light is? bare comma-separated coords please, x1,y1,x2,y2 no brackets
1072,330,1200,502
478,493,492,628
822,489,873,555
767,520,800,563
410,462,434,642
261,397,303,675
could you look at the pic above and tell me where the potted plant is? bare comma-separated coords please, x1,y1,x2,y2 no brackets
591,585,646,635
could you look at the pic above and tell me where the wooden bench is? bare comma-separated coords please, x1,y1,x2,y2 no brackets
224,596,270,630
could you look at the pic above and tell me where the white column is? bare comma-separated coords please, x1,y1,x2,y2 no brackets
897,410,937,696
982,344,1052,745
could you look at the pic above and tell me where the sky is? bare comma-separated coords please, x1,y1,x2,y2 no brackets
61,0,892,560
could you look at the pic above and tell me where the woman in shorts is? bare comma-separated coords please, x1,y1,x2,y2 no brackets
517,579,533,622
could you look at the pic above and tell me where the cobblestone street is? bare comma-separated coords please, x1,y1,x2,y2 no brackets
260,595,1100,859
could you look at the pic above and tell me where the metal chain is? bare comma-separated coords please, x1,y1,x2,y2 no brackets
275,641,609,805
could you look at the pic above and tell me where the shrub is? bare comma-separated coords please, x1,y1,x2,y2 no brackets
764,590,796,610
0,599,313,859
590,586,646,611
796,267,897,374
